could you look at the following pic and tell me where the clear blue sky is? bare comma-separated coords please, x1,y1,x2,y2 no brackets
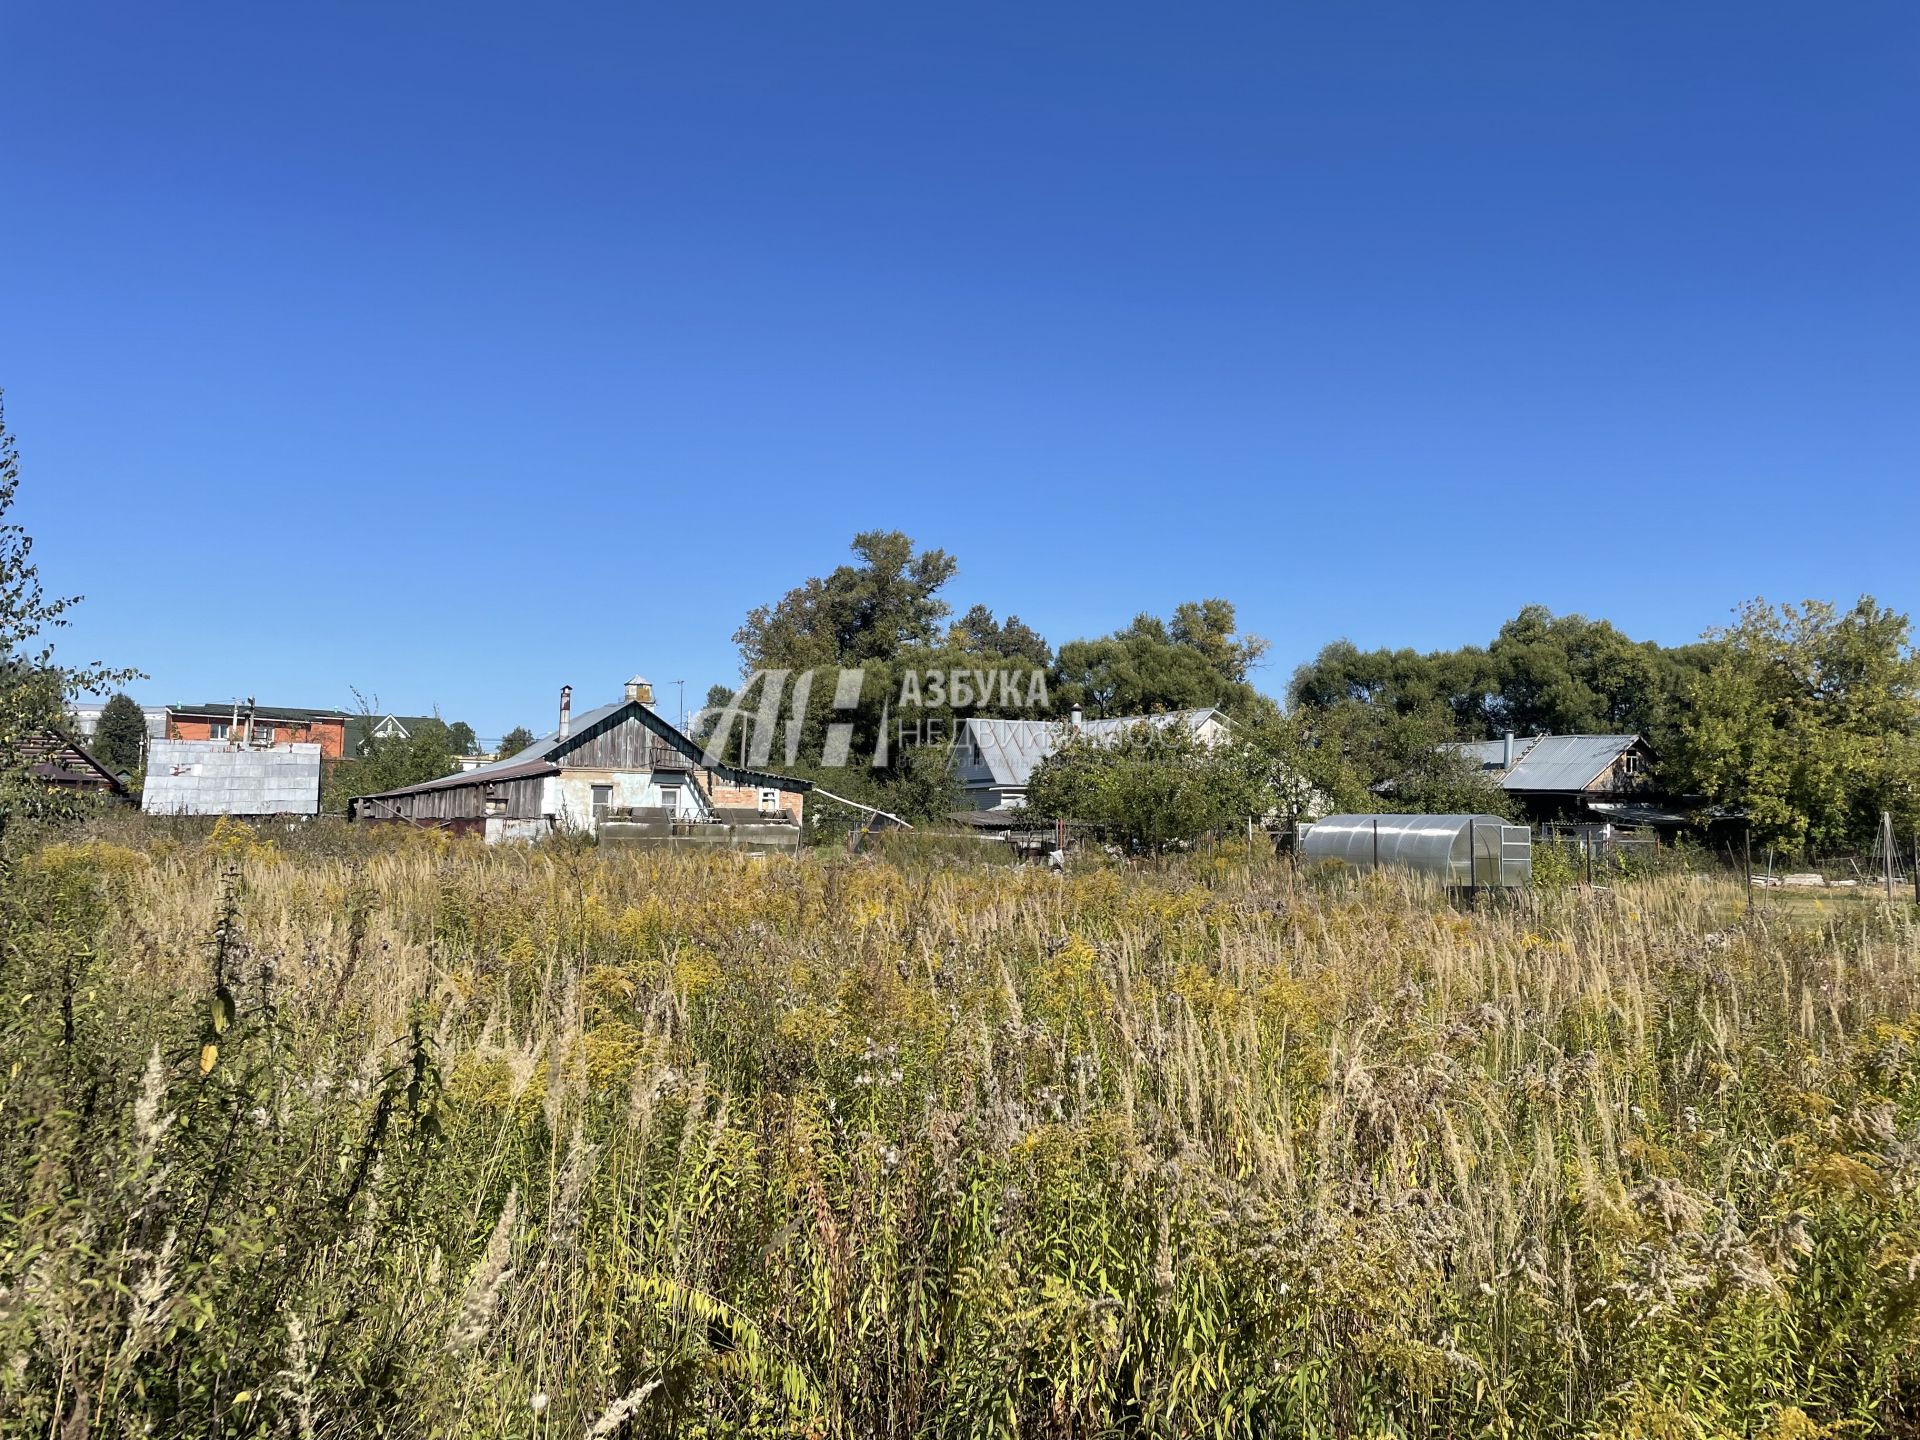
5,3,1915,741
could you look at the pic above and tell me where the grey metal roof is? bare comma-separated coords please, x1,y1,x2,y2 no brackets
1444,734,1641,793
142,740,322,816
960,709,1226,790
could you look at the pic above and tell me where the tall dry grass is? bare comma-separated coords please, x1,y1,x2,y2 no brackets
1,819,1917,1438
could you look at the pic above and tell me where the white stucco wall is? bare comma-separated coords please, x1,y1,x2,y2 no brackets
544,769,710,832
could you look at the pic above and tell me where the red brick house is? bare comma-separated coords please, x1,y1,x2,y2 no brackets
166,703,352,759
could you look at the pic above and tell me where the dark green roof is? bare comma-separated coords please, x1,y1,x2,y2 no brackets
168,703,352,721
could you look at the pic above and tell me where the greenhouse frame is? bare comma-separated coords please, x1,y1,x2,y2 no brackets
1299,814,1532,888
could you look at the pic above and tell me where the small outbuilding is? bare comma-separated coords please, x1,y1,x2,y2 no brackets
1300,813,1531,888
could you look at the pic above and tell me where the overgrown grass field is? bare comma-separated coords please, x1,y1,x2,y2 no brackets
3,822,1919,1438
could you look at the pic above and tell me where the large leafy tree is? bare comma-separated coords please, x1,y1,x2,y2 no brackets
0,393,139,830
734,530,959,671
1676,597,1920,854
498,725,536,757
1054,601,1267,719
1287,639,1497,736
1026,720,1270,852
1288,607,1712,753
90,693,149,776
1486,606,1714,746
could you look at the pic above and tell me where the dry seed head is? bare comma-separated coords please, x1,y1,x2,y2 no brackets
586,1379,662,1437
450,1188,519,1352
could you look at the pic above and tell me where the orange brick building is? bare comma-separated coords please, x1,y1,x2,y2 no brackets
165,704,352,759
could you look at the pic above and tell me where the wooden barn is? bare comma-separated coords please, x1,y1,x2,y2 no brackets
348,677,811,844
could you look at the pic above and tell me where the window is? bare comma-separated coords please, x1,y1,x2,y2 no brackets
207,720,230,740
254,724,276,745
1620,752,1641,775
483,793,507,817
658,784,682,814
590,785,612,822
759,788,780,813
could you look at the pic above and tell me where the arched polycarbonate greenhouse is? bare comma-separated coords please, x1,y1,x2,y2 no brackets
1299,814,1531,888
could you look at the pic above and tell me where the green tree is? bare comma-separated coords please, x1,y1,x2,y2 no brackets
1486,606,1713,747
326,714,463,813
0,393,139,831
1676,597,1920,854
90,693,148,776
498,725,536,757
1054,602,1266,719
1026,720,1270,852
1288,608,1714,753
447,720,478,756
734,530,958,671
948,604,1052,669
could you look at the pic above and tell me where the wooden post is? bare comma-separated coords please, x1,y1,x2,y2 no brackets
1743,825,1753,916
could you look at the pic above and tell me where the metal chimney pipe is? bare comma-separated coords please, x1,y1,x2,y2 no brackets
1070,705,1084,730
1502,731,1515,768
558,685,572,740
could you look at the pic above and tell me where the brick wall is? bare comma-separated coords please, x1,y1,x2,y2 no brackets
708,778,805,825
168,714,349,759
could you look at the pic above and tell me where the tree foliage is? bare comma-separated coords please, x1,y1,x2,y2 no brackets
1675,597,1920,854
498,725,536,758
1284,606,1720,813
1026,721,1270,851
326,716,465,814
734,530,959,671
0,393,139,830
90,693,148,777
948,604,1051,669
1054,602,1267,719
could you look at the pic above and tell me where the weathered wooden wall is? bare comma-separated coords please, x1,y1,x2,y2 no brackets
557,710,693,771
358,771,548,823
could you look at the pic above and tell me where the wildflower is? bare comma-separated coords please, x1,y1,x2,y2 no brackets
530,1392,549,1414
